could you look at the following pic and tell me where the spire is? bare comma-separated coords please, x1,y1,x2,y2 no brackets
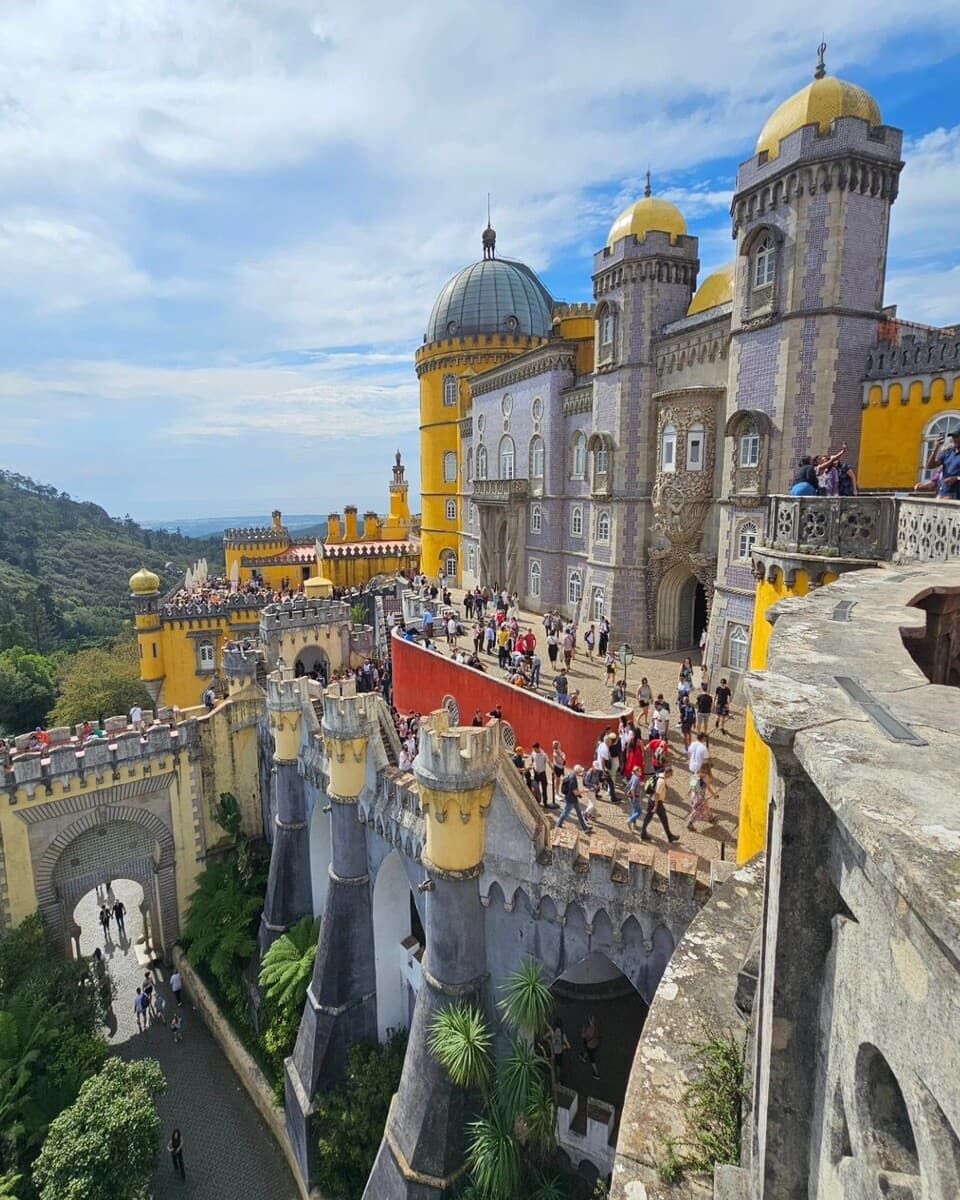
644,169,652,198
482,192,496,260
815,39,827,80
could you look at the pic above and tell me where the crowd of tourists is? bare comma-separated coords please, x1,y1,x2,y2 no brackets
789,442,857,497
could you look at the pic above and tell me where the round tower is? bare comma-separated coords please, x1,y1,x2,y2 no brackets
130,566,164,705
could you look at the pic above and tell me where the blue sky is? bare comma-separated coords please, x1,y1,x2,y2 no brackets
0,1,958,522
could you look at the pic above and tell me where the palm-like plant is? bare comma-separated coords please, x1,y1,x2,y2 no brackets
497,959,553,1042
466,1103,522,1200
258,917,319,1020
0,1171,22,1199
428,1002,493,1090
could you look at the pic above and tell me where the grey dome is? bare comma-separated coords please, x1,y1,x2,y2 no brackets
425,257,554,344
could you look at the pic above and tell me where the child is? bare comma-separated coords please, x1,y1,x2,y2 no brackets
170,1013,183,1044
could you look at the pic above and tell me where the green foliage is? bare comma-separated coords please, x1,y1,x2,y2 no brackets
497,960,554,1042
215,792,244,844
0,1172,23,1199
429,1002,494,1090
350,603,366,626
259,917,319,1021
32,1057,165,1200
0,649,57,736
48,635,152,728
466,1104,522,1200
314,1033,407,1200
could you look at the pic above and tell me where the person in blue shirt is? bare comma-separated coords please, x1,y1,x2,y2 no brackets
927,435,960,500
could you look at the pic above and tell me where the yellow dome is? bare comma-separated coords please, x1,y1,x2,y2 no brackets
607,194,687,248
756,75,881,161
129,566,160,595
688,262,735,316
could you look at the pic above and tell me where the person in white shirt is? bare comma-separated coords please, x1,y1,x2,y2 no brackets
593,735,617,802
129,704,143,731
652,703,670,742
686,733,710,776
528,742,551,808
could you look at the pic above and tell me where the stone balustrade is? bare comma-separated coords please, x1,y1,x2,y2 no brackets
471,477,530,504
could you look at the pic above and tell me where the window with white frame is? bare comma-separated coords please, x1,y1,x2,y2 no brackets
686,423,705,472
920,413,960,482
739,432,760,468
443,375,458,406
499,436,515,480
596,509,611,544
199,640,216,669
595,445,609,476
443,451,457,483
753,235,776,289
467,544,476,573
530,504,542,535
571,505,583,537
591,587,605,621
726,623,750,671
475,445,488,480
445,499,457,522
529,559,542,598
661,423,677,473
441,552,458,579
572,432,586,478
530,436,544,479
568,569,583,605
600,308,615,349
736,520,759,561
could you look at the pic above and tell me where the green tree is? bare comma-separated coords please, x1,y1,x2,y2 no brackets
32,1057,165,1200
314,1034,407,1200
0,647,56,735
48,635,151,727
259,917,319,1020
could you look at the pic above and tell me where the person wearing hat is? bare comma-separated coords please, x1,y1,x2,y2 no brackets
556,766,592,833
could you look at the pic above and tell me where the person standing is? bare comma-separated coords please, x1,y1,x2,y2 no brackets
129,703,143,732
153,991,167,1026
679,696,697,749
134,987,146,1033
112,897,126,938
714,678,732,734
554,669,569,706
579,1015,601,1079
584,624,596,660
695,683,713,736
168,1128,186,1180
529,743,550,809
556,766,592,833
639,767,681,844
549,1019,571,1081
170,1013,183,1043
551,741,566,803
625,766,645,831
562,629,575,669
598,616,610,658
593,734,617,802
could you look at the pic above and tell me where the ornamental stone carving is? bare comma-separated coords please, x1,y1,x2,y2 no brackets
651,400,717,548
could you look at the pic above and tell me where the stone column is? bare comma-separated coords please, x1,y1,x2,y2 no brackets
258,676,313,958
285,691,378,1188
363,710,499,1199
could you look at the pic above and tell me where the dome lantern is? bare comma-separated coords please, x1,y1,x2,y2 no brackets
129,565,160,596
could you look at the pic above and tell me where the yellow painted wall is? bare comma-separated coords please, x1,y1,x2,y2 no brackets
859,372,960,490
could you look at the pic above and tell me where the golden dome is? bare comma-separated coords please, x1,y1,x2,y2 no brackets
607,178,687,248
756,75,881,161
688,262,735,316
129,566,160,595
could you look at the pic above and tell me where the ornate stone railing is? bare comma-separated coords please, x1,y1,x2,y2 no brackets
471,478,529,504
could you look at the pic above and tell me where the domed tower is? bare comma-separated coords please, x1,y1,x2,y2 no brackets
417,226,554,582
130,566,164,704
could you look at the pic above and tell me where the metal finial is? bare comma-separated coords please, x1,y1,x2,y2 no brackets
644,169,652,198
815,40,827,80
482,194,496,260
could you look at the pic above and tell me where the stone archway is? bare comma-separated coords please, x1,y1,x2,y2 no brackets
295,646,330,684
656,563,707,651
34,805,178,960
372,850,422,1042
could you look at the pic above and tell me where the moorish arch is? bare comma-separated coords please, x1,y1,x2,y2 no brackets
33,803,178,960
656,561,707,650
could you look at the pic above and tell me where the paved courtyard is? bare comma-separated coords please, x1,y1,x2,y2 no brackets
77,882,299,1200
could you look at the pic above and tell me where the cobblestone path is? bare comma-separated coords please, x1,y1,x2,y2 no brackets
77,882,299,1200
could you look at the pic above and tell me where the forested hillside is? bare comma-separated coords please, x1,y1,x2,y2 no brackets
0,470,223,653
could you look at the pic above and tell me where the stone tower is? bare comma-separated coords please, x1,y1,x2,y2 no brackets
129,566,164,704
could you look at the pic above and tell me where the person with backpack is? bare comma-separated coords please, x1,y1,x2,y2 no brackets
638,767,680,843
556,766,592,833
679,696,697,748
648,733,670,773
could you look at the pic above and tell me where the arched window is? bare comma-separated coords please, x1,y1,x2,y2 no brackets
530,436,545,479
595,446,609,476
443,375,458,406
571,505,583,537
753,235,776,289
661,423,677,473
475,445,488,480
920,413,960,482
529,559,542,598
499,436,515,480
726,623,749,672
596,509,611,544
737,520,759,561
440,550,458,580
598,305,616,357
572,431,586,478
465,448,473,483
686,423,705,472
739,431,760,468
567,569,583,605
591,587,605,621
530,504,542,535
443,451,457,483
199,641,215,669
445,499,457,522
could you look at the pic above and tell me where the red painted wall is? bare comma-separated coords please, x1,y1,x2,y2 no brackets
392,633,625,767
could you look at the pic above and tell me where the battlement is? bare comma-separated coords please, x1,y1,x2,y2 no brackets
414,709,501,792
160,593,272,621
266,674,308,713
864,329,960,380
553,301,595,318
222,641,260,680
260,598,352,630
223,526,290,545
321,690,380,741
415,332,547,371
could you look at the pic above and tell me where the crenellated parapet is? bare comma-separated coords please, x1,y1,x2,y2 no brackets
267,675,307,762
320,691,376,802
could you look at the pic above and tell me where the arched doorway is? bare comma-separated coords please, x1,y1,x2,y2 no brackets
73,877,145,961
309,799,332,918
656,564,707,651
294,646,330,683
372,851,423,1042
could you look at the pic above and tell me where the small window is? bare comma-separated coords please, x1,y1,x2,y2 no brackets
753,236,776,289
572,432,586,478
501,392,513,417
661,423,677,473
441,552,458,580
595,446,609,476
443,451,457,483
199,641,215,669
532,397,543,421
152,642,158,659
445,499,457,522
600,310,615,347
475,445,487,480
737,521,759,561
530,436,545,479
571,505,583,537
591,587,604,621
686,423,705,472
567,569,583,605
739,433,760,468
530,504,542,535
727,623,750,672
596,509,611,544
920,414,960,483
467,544,476,573
499,436,515,480
443,375,458,406
529,560,542,598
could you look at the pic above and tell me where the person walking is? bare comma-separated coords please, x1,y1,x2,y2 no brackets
529,743,550,808
584,624,596,660
695,683,713,736
168,1128,186,1180
625,766,646,831
636,677,653,726
639,768,681,843
579,1015,601,1079
556,766,592,833
134,987,147,1033
170,1013,183,1043
170,968,183,1007
99,905,112,944
551,741,566,803
549,1018,571,1081
714,678,732,734
112,897,126,938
